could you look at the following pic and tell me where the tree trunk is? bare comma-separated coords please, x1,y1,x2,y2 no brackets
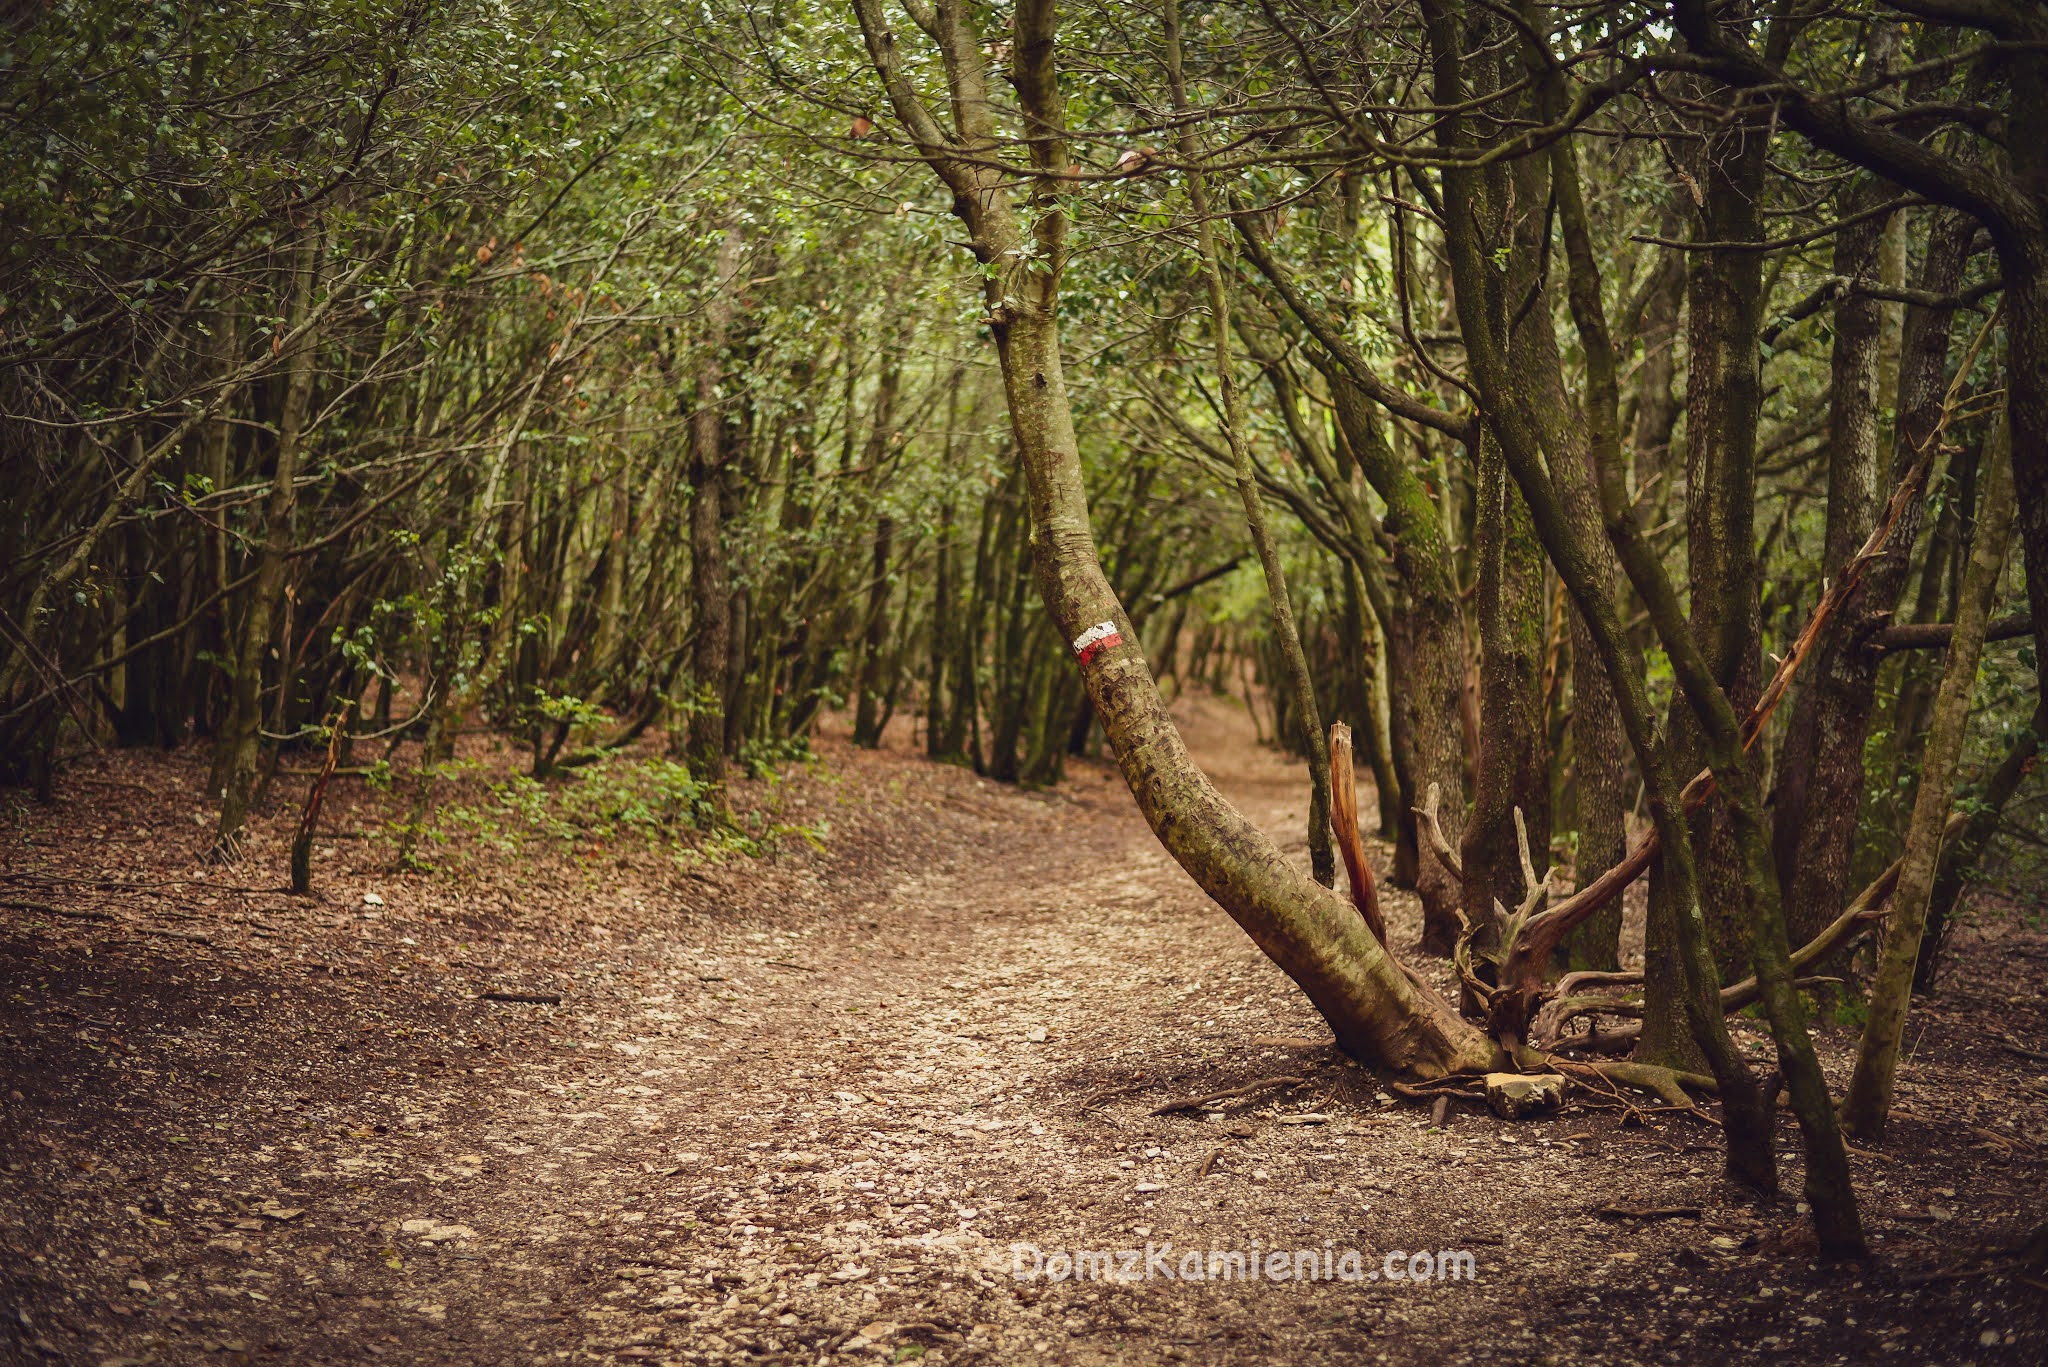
928,499,958,759
592,409,636,698
1999,259,2048,818
212,228,321,858
198,306,242,741
1842,415,2016,1138
852,514,895,748
1917,699,2046,992
986,504,1032,783
684,224,746,785
944,468,1007,764
1461,427,1550,951
1340,559,1402,841
1425,2,1780,1198
1677,95,1770,980
850,0,1490,1075
1775,168,1962,951
1325,375,1468,948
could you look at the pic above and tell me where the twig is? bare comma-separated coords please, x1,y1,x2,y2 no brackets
1,898,115,921
1595,1204,1703,1221
1390,1080,1485,1104
1512,437,1951,961
1080,1081,1149,1110
1392,1075,1486,1092
1151,1074,1308,1115
2000,1035,2048,1064
1512,806,1543,913
481,991,562,1005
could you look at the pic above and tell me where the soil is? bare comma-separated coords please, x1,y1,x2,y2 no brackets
3,690,2045,1366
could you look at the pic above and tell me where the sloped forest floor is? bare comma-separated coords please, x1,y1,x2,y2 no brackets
3,691,2046,1367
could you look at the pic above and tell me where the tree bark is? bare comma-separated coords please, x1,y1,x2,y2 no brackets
1340,559,1402,841
851,323,906,748
1772,185,1892,946
851,514,896,748
1775,111,1966,948
928,499,958,759
1462,426,1550,953
1917,698,2045,992
1237,224,1471,940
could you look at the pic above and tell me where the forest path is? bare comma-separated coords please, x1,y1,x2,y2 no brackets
4,692,2044,1365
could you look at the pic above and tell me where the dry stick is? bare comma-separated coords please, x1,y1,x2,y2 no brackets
1,898,115,921
1714,837,1932,1011
1079,1080,1150,1110
1338,784,1467,1013
1557,1059,1716,1110
1151,1074,1308,1115
1417,785,1552,1012
1427,801,1517,1018
290,701,352,895
1414,783,1464,883
1540,975,1840,1040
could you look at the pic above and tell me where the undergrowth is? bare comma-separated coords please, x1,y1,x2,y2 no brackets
389,750,829,870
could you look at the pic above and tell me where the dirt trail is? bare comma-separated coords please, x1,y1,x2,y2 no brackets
3,693,2045,1365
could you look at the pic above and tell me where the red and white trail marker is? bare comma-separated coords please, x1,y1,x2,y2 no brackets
1071,619,1123,666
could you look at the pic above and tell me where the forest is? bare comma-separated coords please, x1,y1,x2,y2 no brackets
3,0,2046,1362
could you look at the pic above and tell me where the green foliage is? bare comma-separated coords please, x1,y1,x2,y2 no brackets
403,747,831,868
424,753,718,857
1829,991,1870,1032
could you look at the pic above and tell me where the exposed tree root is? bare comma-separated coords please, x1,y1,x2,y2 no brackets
1559,1060,1717,1110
